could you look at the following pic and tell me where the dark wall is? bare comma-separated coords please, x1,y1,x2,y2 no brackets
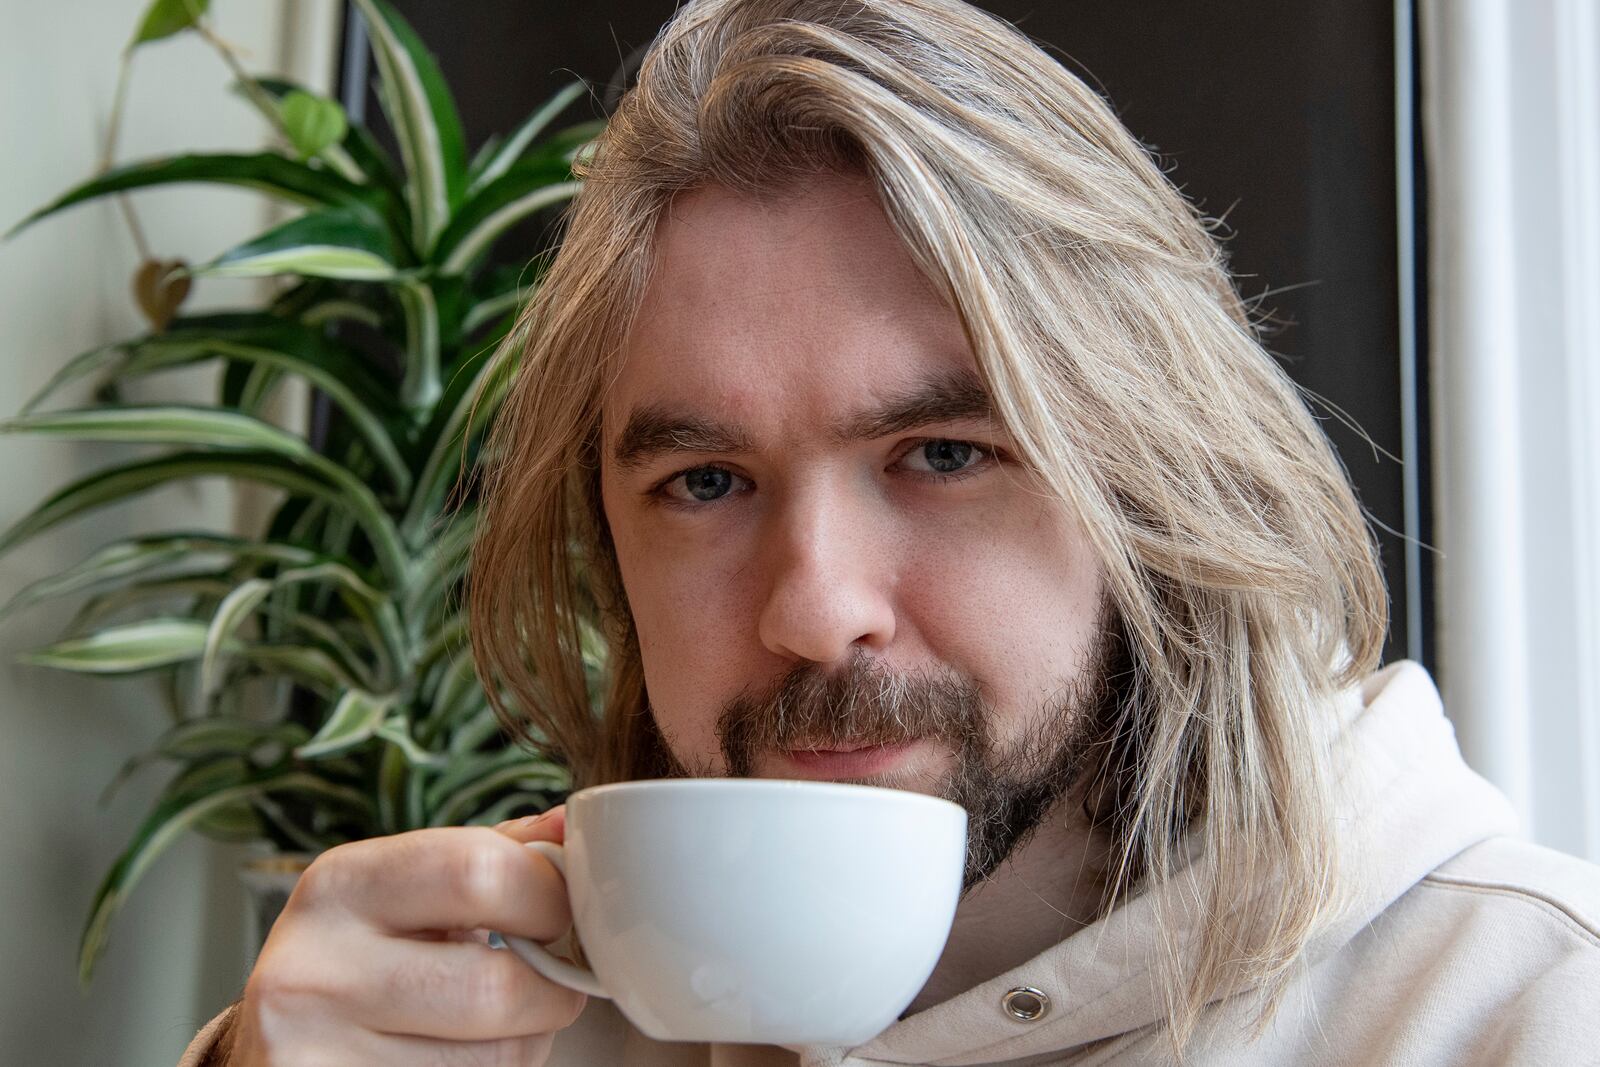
360,1,1415,664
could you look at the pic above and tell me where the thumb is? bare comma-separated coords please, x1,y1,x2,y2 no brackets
493,804,566,844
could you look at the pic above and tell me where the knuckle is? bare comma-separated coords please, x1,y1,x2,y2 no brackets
459,951,525,1025
247,944,329,1011
550,987,588,1032
289,843,355,909
454,834,515,917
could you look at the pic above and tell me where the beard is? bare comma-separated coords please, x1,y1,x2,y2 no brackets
655,592,1128,891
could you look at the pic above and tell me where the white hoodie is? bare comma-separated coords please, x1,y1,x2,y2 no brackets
180,661,1600,1065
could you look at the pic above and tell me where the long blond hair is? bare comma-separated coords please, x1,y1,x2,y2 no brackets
471,0,1387,1052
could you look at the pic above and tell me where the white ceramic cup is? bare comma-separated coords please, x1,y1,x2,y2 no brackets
499,778,967,1045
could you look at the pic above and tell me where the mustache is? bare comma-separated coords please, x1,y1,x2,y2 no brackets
716,650,986,776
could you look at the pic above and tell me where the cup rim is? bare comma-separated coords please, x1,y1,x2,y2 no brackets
570,776,967,817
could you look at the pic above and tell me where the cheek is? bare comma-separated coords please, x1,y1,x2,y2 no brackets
898,498,1101,709
604,501,761,765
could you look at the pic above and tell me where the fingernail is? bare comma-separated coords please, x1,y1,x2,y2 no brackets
495,810,556,831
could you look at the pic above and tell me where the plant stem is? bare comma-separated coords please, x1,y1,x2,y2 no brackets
193,15,366,183
193,19,292,143
100,52,153,262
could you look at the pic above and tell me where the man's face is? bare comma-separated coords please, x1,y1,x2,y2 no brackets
599,173,1115,883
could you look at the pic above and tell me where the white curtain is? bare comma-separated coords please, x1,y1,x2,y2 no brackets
1421,0,1600,861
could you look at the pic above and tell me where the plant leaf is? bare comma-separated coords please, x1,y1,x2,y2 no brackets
5,154,374,241
427,756,568,828
21,618,211,673
248,77,403,196
77,768,371,985
401,342,516,537
467,81,586,193
191,206,400,282
0,406,404,548
0,532,244,619
351,0,467,253
469,790,555,826
68,573,234,637
97,716,311,810
129,0,210,46
0,451,409,584
375,714,448,768
3,405,323,459
280,91,349,160
106,325,410,494
395,277,440,413
403,512,475,622
241,643,359,695
435,156,579,274
296,688,395,759
197,579,273,704
20,342,128,413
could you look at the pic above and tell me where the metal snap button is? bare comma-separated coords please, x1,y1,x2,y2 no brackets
1001,986,1050,1021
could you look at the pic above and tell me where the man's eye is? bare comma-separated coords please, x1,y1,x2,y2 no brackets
662,465,746,503
898,439,989,476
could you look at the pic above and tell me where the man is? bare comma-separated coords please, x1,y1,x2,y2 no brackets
184,1,1600,1064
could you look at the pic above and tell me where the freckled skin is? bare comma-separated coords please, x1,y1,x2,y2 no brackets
599,174,1104,795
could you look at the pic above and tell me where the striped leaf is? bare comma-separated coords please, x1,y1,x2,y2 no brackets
402,512,475,621
269,610,380,695
20,312,282,414
0,407,406,541
445,704,500,758
241,643,359,695
0,533,245,619
198,579,274,703
18,342,127,415
21,618,211,673
424,653,481,735
104,326,410,494
100,716,313,810
68,574,234,637
375,713,447,768
4,154,375,241
351,0,467,253
3,405,322,459
434,157,579,274
192,206,400,282
401,342,516,536
468,790,555,826
467,81,586,194
296,688,395,759
428,757,568,828
77,768,372,985
275,562,406,684
193,561,402,697
0,451,409,584
395,277,440,413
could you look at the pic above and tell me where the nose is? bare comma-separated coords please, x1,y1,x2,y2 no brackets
756,484,896,665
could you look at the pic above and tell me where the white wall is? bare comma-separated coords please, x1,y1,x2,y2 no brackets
0,2,340,1062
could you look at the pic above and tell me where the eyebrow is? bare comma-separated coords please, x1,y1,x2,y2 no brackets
609,368,996,472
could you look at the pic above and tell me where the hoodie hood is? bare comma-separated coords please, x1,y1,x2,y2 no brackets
795,661,1520,1067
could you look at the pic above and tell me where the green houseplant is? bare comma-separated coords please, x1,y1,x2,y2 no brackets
1,0,602,984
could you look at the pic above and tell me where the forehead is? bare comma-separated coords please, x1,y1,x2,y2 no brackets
601,175,979,442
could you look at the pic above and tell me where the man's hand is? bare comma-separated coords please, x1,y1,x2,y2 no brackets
221,807,584,1066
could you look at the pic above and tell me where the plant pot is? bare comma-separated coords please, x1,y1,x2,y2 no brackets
239,852,317,969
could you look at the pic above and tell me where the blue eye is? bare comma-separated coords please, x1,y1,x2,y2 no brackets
682,467,734,501
900,439,988,476
921,440,973,473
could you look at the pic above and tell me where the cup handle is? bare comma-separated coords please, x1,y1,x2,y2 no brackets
495,840,611,999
